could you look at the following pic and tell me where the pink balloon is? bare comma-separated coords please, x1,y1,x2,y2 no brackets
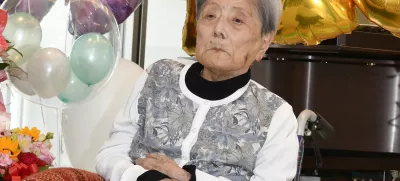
1,0,55,22
68,0,112,36
101,0,142,24
68,0,142,36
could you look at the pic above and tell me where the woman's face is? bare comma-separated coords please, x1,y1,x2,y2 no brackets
196,0,272,74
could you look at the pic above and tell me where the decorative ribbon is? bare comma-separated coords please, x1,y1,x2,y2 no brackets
11,176,21,181
8,166,18,176
28,164,39,173
4,163,39,181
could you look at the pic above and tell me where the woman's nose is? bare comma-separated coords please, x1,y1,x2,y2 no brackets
213,17,227,39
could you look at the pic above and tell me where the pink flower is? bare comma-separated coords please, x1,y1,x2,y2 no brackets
0,70,7,83
0,35,8,52
0,51,8,58
38,154,54,165
0,153,12,167
0,168,5,175
31,141,54,165
32,146,41,156
0,10,7,34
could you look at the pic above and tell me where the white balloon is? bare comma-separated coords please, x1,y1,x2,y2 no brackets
7,45,41,96
27,48,71,98
3,12,42,47
6,60,36,96
62,60,144,172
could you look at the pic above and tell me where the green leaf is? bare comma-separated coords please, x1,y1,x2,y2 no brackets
39,165,50,172
46,132,54,140
5,39,11,44
11,48,23,57
6,45,14,51
0,63,9,70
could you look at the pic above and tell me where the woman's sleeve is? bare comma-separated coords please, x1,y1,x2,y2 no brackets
193,102,299,181
250,102,299,181
95,71,150,181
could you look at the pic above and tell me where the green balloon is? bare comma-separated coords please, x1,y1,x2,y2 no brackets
70,33,115,85
3,12,42,47
58,72,93,103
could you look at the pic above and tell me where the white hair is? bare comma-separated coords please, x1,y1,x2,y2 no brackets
196,0,283,34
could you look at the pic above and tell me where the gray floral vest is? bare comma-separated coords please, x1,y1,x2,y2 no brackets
129,59,285,180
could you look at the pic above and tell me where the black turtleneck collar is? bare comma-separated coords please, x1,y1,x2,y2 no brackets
185,62,251,101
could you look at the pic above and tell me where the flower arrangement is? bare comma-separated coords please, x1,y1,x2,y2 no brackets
0,127,54,181
0,8,56,181
0,9,23,84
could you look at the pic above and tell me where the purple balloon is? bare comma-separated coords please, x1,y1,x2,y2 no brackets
69,0,112,36
101,0,142,24
1,0,55,22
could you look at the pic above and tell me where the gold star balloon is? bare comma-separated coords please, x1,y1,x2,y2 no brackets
182,0,197,56
273,0,358,45
354,0,400,37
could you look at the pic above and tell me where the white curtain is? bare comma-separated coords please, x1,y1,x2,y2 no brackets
1,0,135,167
144,0,189,68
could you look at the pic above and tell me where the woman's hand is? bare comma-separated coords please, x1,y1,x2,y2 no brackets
135,153,191,181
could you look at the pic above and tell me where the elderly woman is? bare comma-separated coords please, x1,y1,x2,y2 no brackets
96,0,299,180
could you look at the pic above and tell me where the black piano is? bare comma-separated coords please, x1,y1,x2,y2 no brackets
252,25,400,180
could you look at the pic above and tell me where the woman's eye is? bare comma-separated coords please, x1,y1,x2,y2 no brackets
234,18,243,24
206,14,215,19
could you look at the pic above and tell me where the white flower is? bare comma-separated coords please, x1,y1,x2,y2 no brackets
37,134,46,142
44,139,52,149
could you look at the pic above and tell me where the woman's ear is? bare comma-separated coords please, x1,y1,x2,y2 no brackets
255,33,273,62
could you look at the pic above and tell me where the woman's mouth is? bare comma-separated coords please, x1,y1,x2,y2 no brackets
210,47,224,52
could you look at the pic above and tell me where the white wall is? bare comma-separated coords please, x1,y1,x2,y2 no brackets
144,0,190,68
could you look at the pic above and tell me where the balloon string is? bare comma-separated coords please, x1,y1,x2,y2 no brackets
56,108,62,167
40,99,46,128
27,0,31,15
15,0,22,12
57,108,64,155
5,84,13,107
